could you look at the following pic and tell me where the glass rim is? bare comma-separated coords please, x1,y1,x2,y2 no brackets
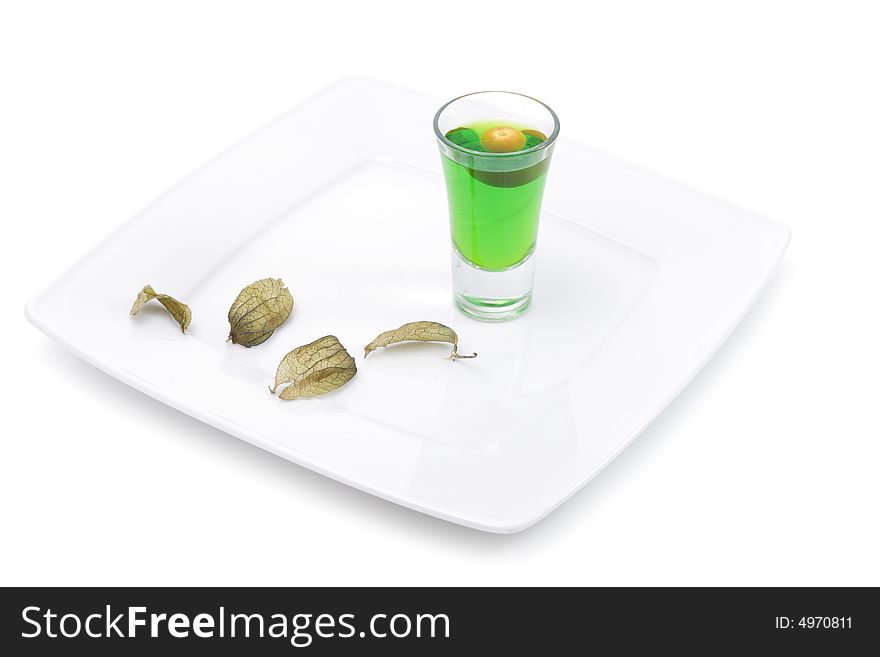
433,90,560,158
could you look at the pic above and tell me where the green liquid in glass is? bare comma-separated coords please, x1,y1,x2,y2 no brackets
442,121,549,271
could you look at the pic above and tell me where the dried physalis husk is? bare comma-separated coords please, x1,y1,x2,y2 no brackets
227,277,293,347
270,335,357,400
129,285,191,333
363,321,477,361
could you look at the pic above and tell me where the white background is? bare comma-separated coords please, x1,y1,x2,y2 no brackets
2,1,878,586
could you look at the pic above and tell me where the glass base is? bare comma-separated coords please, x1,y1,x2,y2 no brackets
451,247,535,322
454,290,532,321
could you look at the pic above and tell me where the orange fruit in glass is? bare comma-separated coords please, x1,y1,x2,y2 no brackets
480,126,527,153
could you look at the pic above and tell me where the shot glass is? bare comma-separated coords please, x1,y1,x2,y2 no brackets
434,91,559,321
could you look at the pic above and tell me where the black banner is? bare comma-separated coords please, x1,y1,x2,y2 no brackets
1,587,875,654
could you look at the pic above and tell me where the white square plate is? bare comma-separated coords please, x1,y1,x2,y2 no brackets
26,78,789,532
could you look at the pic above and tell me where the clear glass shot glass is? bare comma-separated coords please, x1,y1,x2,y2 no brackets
434,91,559,321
